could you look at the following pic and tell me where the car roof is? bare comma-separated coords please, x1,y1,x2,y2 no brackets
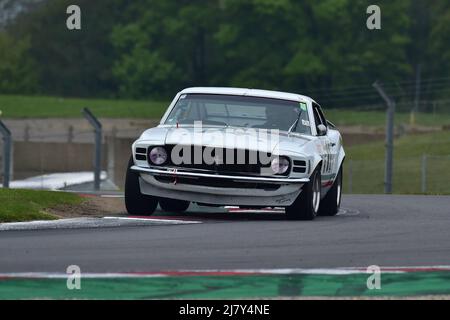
179,87,316,104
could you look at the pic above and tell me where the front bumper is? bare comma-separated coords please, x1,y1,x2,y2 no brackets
131,166,308,207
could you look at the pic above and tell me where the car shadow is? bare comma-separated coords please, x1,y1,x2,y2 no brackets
153,207,288,221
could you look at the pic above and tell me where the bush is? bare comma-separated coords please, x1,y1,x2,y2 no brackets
0,32,38,94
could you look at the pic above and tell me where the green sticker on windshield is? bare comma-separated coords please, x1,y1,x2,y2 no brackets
299,102,307,111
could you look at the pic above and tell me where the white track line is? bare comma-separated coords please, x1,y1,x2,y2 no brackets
100,195,124,198
103,217,202,224
0,217,201,231
2,266,450,279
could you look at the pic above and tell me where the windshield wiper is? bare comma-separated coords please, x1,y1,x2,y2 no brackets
288,110,303,133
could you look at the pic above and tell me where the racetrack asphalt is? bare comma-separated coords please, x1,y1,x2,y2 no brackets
0,195,449,273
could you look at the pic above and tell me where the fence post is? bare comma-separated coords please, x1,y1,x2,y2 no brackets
24,124,30,142
67,125,74,143
373,81,396,194
421,154,427,194
0,120,12,188
106,126,117,185
82,108,102,191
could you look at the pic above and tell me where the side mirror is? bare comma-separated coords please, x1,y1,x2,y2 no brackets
317,124,327,136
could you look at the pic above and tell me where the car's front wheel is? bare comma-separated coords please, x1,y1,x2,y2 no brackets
285,168,321,220
124,156,158,216
159,198,190,213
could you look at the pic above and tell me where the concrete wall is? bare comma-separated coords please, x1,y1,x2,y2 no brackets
10,138,133,188
13,141,107,179
106,137,134,190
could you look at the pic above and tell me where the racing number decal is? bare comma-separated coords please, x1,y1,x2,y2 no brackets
321,139,334,175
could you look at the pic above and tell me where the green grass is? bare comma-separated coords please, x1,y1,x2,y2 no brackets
0,189,83,222
0,94,169,119
344,132,450,194
326,109,450,127
1,94,450,128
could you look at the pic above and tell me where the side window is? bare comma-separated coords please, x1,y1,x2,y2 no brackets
316,105,327,126
312,106,323,133
312,103,327,134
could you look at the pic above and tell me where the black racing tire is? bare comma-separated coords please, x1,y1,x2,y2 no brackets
124,156,158,216
318,166,343,216
285,168,321,221
159,198,190,213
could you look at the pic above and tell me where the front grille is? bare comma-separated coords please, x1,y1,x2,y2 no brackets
154,176,280,191
162,145,280,176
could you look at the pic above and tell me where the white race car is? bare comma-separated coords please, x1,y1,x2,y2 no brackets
125,87,345,220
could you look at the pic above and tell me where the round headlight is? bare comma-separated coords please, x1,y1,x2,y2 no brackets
271,157,290,175
149,147,168,165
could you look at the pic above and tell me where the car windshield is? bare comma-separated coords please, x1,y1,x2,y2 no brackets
164,94,312,134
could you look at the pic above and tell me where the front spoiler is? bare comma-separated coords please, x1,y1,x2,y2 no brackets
130,166,309,184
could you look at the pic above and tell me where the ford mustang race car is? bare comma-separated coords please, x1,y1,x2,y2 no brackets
125,87,345,220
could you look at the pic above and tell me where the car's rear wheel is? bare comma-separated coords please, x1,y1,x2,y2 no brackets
124,156,158,216
285,168,321,220
318,166,343,216
159,198,190,213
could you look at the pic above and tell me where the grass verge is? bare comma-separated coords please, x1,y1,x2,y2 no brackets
344,132,450,194
1,94,450,128
0,189,83,223
326,109,450,127
0,94,168,119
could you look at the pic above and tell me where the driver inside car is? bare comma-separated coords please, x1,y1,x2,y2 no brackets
258,106,299,131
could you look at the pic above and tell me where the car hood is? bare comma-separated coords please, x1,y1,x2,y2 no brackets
138,126,312,155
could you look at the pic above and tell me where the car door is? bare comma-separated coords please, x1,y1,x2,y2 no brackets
312,103,333,183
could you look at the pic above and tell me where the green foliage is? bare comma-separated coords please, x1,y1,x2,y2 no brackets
113,49,178,99
0,32,38,94
2,0,450,104
428,1,450,91
9,0,128,97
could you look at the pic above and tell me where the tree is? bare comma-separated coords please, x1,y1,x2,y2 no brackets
5,0,443,108
0,32,38,94
9,0,129,97
111,0,223,98
427,1,450,100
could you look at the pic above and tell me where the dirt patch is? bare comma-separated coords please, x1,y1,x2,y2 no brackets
341,133,384,146
48,196,126,219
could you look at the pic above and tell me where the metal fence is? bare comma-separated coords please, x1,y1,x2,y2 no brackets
0,130,137,191
345,155,450,195
0,115,147,191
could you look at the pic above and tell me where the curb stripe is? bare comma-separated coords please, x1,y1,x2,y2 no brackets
2,266,450,279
